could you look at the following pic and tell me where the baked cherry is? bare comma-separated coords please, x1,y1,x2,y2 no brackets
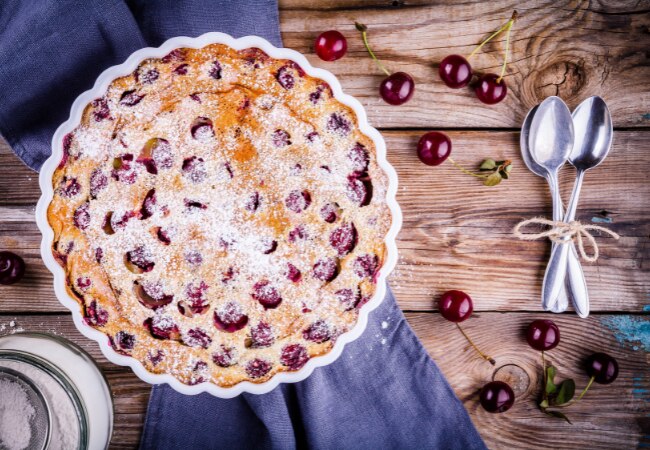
212,345,237,367
315,30,347,61
303,320,331,343
330,222,357,256
0,251,25,285
144,315,180,340
320,203,340,223
327,113,351,136
281,344,310,370
214,302,249,332
475,73,507,105
312,258,339,282
251,280,282,309
336,287,361,311
526,319,560,351
285,190,311,213
183,328,212,349
417,132,452,166
73,203,91,230
246,358,272,379
348,143,369,172
379,72,415,106
250,322,274,348
439,290,473,322
84,300,108,327
134,281,173,309
439,55,472,88
586,353,619,385
286,263,302,283
480,381,515,413
353,254,378,280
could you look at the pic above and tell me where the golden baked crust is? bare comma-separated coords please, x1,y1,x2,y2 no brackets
47,44,391,386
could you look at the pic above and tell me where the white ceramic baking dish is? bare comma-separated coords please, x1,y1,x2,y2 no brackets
36,32,402,398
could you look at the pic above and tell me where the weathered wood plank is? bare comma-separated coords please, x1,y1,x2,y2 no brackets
2,313,647,449
278,0,650,128
2,131,647,313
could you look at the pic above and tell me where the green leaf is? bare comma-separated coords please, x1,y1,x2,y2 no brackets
545,366,558,395
543,409,573,424
539,399,549,409
554,379,576,406
504,163,513,173
479,159,497,170
484,172,502,186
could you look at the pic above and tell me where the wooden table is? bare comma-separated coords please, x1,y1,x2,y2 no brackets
1,1,648,448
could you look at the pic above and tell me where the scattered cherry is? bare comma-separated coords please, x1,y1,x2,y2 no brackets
315,30,347,61
356,22,415,106
439,290,473,322
0,251,25,285
439,290,495,365
475,73,508,105
439,55,472,89
417,132,452,166
526,319,560,351
586,352,619,385
480,381,515,413
379,72,415,106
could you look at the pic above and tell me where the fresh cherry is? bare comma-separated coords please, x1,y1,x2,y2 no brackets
439,55,472,88
417,132,452,166
586,353,619,384
480,381,515,413
0,251,25,285
380,72,415,106
439,290,473,322
315,30,347,61
526,319,560,351
474,73,507,105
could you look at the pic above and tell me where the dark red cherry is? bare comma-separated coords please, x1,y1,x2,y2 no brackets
285,190,311,213
134,281,173,309
281,344,310,370
480,381,515,413
0,251,25,285
214,302,249,332
286,263,302,283
250,322,274,348
439,55,472,89
183,328,212,349
353,254,378,280
84,300,108,326
439,290,473,322
526,319,560,351
312,258,339,282
303,320,331,343
329,222,357,256
212,345,236,367
246,358,272,378
379,72,414,105
73,203,91,230
144,315,180,340
586,353,619,384
315,30,347,61
251,281,282,309
417,131,451,166
474,73,507,105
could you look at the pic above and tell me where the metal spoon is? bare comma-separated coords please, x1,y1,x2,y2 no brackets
542,96,614,318
520,104,571,313
528,96,574,311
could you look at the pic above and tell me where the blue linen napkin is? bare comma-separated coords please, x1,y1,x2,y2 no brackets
0,1,486,448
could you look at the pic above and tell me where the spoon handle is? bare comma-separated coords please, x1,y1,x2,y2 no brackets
563,171,589,317
542,171,588,316
544,173,570,313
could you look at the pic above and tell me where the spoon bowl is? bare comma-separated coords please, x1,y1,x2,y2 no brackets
529,96,574,171
570,96,613,171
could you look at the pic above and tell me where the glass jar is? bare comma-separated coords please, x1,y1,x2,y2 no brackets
0,333,113,449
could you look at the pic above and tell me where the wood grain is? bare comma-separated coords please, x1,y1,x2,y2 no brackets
2,130,647,313
2,313,647,449
278,0,650,129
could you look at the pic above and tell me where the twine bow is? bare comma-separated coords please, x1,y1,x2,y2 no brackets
513,217,620,262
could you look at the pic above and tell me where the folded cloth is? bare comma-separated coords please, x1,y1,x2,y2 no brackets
0,1,485,448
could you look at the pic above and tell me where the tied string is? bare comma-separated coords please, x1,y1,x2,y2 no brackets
513,217,620,263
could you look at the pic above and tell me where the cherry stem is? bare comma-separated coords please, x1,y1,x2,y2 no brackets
356,22,391,77
447,157,489,179
467,10,518,62
455,323,496,365
541,350,547,389
576,376,595,401
497,12,517,83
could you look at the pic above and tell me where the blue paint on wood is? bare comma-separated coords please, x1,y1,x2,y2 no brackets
643,113,650,120
601,316,650,351
591,216,613,223
644,305,650,312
